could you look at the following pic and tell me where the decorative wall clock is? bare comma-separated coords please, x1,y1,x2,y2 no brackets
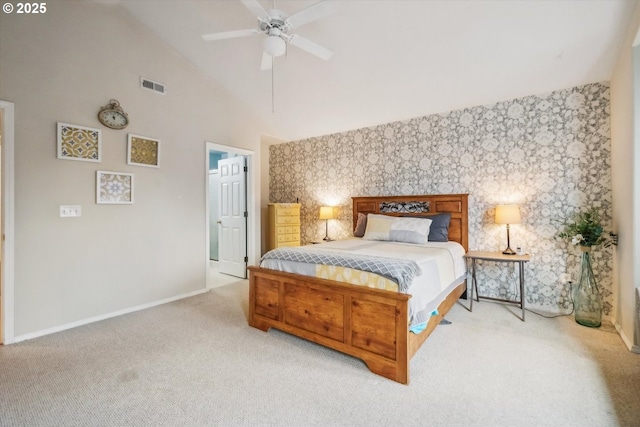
97,99,129,129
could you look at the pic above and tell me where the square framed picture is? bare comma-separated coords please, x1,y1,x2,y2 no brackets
57,122,102,162
127,134,160,168
96,171,134,205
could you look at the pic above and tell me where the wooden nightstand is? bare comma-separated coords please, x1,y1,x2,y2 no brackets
464,251,531,321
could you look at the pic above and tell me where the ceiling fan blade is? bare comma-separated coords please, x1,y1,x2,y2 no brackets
288,34,333,60
260,52,273,70
240,0,270,22
201,29,259,41
286,1,332,28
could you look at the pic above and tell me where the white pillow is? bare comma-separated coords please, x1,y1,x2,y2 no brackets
361,214,395,241
362,214,432,244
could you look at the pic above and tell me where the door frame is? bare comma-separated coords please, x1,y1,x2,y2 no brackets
205,142,255,286
0,100,15,344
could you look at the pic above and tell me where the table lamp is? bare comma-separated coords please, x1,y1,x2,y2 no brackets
495,204,521,255
319,206,335,241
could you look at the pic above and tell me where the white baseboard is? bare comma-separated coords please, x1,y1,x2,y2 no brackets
12,288,209,343
614,321,640,354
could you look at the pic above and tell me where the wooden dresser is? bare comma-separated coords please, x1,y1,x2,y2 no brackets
267,203,301,250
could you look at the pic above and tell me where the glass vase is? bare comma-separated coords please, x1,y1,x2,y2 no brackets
574,246,602,328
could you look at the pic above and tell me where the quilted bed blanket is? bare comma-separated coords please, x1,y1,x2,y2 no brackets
261,246,421,292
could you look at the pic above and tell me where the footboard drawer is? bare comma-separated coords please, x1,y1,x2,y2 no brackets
351,298,398,360
284,282,344,342
253,276,279,320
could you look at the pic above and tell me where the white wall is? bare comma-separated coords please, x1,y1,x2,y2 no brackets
610,1,640,351
0,1,272,338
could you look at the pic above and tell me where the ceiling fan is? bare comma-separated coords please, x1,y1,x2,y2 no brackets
201,0,333,70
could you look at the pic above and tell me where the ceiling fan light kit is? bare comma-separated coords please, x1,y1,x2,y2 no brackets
264,33,286,57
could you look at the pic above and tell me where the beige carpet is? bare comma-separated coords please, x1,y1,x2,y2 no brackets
1,281,638,426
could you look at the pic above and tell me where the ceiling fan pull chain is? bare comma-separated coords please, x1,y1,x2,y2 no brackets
272,58,275,113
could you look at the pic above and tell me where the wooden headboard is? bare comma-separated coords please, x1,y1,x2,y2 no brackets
351,194,469,251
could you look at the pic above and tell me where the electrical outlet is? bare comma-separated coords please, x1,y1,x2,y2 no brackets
60,205,81,217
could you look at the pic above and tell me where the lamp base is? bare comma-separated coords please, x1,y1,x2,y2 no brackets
322,218,332,242
502,247,517,255
502,224,516,255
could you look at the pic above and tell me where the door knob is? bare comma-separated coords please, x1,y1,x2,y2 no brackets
217,221,222,224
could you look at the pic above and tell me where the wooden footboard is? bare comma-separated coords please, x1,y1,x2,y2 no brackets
248,265,466,384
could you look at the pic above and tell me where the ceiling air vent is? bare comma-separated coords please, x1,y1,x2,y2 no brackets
140,77,166,95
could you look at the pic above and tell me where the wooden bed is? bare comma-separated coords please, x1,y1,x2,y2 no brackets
248,194,469,384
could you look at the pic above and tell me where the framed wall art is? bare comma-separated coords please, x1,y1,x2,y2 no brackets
127,134,160,168
57,122,102,162
96,171,134,205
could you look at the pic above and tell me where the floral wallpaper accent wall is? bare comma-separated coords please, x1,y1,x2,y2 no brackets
269,82,613,315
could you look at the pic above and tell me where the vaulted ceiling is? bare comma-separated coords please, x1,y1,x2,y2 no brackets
117,0,636,142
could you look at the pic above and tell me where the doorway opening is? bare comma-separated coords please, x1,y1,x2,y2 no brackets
208,150,227,262
205,142,255,289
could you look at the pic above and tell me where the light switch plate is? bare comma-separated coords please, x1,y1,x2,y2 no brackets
60,205,81,217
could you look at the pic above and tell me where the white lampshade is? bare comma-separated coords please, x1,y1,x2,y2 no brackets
319,206,335,220
264,36,286,57
495,204,521,225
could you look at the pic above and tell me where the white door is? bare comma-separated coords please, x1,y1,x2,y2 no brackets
217,156,247,278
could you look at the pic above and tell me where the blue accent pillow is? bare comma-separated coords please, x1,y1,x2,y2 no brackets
426,213,451,242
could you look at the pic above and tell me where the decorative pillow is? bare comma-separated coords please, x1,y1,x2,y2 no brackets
362,214,432,244
362,214,395,241
390,217,432,244
353,213,367,237
426,213,451,242
400,212,452,242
